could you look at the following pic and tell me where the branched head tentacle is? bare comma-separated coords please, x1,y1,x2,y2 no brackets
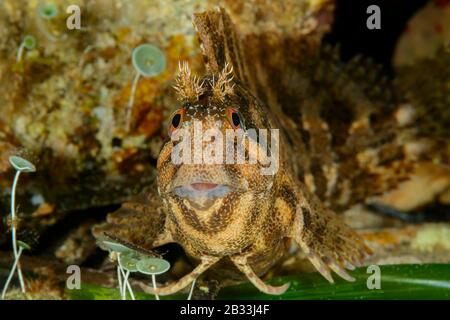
210,63,235,102
173,61,206,101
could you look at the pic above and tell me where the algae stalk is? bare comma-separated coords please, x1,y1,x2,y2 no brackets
125,72,140,132
1,246,24,299
1,156,36,297
9,170,25,293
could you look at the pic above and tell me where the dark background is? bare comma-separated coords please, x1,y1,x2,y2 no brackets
326,0,429,73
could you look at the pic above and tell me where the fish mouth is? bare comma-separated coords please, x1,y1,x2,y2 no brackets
173,182,231,199
189,182,222,191
172,182,232,209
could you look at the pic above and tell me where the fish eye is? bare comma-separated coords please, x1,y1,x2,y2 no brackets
169,108,185,135
226,107,244,129
172,113,181,127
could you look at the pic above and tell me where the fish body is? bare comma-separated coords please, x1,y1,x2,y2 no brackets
93,7,449,296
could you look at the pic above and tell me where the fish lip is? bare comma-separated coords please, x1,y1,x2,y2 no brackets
170,182,232,210
172,182,232,199
188,182,221,191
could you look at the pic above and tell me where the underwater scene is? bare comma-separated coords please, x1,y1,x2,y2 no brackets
0,0,449,302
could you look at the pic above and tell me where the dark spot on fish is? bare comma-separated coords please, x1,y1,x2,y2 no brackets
301,206,311,229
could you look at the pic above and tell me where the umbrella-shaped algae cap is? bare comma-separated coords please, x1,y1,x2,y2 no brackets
17,241,31,251
101,240,134,254
132,44,166,77
137,258,170,275
38,3,59,19
23,36,37,50
119,252,140,272
9,156,36,173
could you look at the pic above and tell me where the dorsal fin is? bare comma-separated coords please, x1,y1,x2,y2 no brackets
192,8,248,84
